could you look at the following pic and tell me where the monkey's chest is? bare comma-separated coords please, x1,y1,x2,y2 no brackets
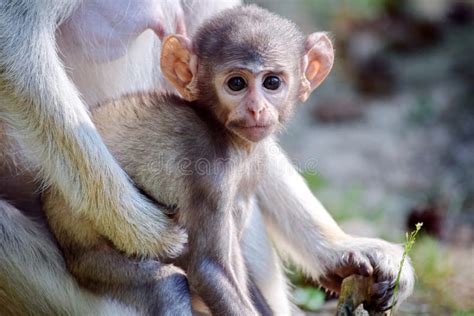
232,190,257,238
231,162,262,235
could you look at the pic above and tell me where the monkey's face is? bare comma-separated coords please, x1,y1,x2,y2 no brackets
213,63,294,143
160,9,335,144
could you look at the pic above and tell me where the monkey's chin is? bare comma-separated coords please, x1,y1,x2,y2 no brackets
231,125,274,143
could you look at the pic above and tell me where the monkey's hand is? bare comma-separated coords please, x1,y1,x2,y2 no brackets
46,182,187,259
318,237,414,312
103,191,188,259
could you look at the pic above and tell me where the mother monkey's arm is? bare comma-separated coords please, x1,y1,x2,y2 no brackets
0,0,185,258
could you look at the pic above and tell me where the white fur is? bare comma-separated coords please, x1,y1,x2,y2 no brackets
0,200,138,316
0,0,186,259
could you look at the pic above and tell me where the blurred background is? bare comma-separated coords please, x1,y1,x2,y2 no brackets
249,0,474,314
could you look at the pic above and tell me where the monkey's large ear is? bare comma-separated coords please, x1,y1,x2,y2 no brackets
299,33,334,102
161,35,198,101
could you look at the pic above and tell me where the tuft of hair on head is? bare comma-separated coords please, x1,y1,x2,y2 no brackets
192,5,305,70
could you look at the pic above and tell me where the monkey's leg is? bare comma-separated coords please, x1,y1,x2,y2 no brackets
0,200,136,316
257,140,414,310
184,210,258,316
0,0,184,259
247,279,274,316
242,198,294,315
63,245,193,316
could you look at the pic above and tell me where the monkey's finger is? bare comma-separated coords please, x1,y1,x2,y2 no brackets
351,252,373,276
335,252,373,278
318,273,343,293
354,257,373,277
369,280,396,312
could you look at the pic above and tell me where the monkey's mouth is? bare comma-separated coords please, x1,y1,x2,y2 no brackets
238,124,271,129
231,124,274,142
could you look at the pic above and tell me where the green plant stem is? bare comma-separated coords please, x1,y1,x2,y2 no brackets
391,222,423,310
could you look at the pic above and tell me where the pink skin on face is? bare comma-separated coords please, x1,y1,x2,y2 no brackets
231,83,275,142
58,0,185,62
216,65,290,143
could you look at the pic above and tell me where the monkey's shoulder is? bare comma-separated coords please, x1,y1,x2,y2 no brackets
151,92,237,144
94,91,204,132
95,91,234,159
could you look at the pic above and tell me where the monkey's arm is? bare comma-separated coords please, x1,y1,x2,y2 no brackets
256,139,414,311
0,1,183,258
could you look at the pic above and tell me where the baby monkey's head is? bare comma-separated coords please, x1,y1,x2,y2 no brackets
161,5,333,143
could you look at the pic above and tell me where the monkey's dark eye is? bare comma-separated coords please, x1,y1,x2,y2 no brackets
263,76,281,90
227,76,247,91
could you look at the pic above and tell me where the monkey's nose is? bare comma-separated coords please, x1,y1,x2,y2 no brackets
247,107,266,121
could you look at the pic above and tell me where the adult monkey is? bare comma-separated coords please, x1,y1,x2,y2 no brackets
0,0,188,259
0,0,414,315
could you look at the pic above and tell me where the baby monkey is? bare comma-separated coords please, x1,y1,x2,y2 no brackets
44,5,333,315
